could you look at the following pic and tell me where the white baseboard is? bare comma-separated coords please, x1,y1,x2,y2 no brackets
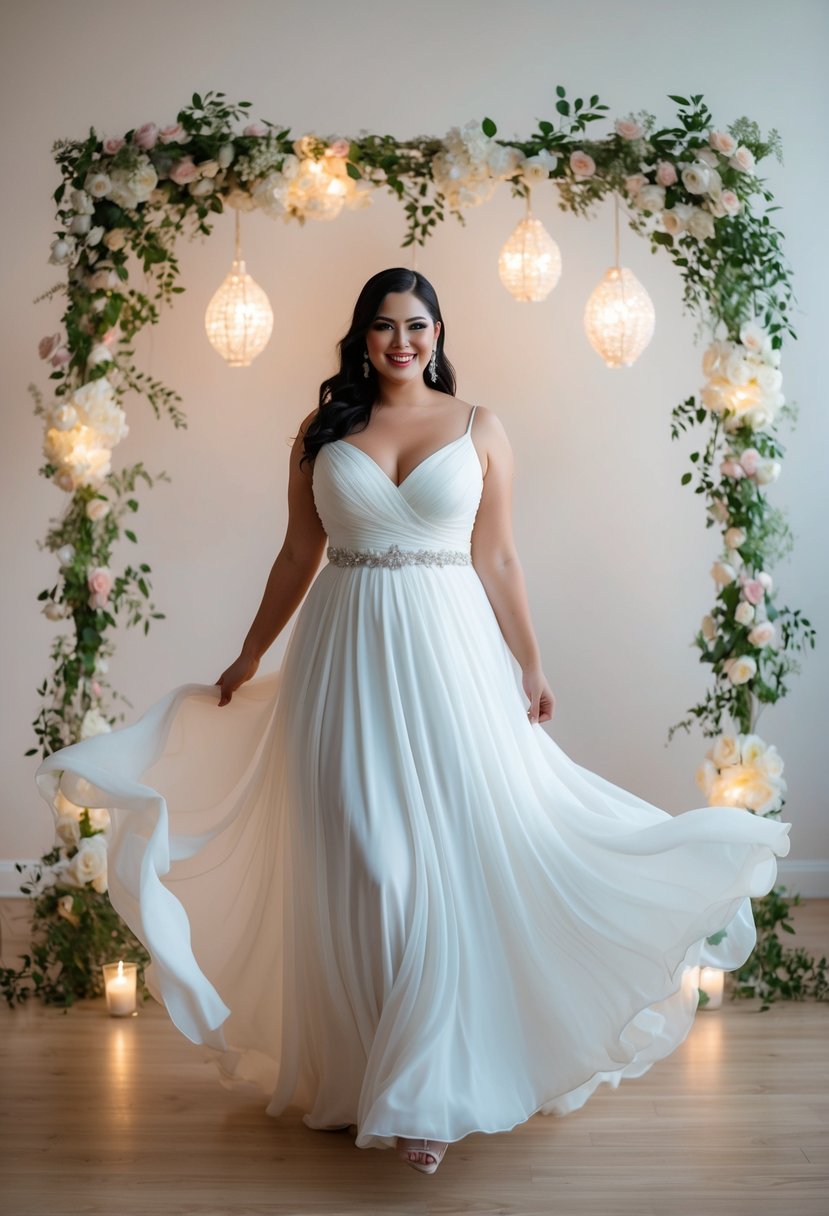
2,858,828,899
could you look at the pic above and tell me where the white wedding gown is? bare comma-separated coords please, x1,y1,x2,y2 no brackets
35,404,792,1152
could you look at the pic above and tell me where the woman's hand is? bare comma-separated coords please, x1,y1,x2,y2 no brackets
214,650,260,707
522,666,556,724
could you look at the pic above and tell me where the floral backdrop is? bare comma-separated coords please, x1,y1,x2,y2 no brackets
2,88,823,1011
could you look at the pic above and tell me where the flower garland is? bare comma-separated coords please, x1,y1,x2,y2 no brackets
9,88,820,1009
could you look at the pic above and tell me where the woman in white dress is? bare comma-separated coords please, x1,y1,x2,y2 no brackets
36,266,791,1177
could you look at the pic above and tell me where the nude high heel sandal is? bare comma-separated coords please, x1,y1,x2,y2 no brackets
396,1137,449,1174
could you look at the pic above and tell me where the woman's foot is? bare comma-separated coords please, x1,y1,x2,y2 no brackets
396,1136,449,1174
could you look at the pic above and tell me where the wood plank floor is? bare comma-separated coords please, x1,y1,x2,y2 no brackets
1,899,827,1216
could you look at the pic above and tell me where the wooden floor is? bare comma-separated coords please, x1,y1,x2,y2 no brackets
1,899,827,1216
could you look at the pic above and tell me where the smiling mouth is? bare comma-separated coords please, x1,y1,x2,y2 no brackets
386,354,416,366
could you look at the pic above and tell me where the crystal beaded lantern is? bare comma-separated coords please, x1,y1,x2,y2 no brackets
498,196,562,303
205,209,273,367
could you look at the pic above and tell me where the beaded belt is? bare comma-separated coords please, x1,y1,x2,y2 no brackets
327,542,470,569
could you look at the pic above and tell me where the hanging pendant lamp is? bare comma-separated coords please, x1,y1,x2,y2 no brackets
205,208,274,367
583,193,655,367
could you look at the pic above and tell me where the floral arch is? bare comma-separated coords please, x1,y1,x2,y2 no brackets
2,87,822,1010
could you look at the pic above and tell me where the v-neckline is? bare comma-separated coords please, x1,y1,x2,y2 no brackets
334,430,471,492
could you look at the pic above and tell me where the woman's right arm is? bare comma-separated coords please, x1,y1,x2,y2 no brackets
215,407,326,706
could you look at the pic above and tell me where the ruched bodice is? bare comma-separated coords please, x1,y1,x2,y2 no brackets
311,404,482,554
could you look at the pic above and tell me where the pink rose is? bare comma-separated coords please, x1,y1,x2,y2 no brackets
720,459,745,479
103,137,125,155
748,621,775,647
243,121,269,138
709,130,737,157
655,161,677,187
134,122,159,150
159,122,187,144
615,118,644,141
50,346,71,368
570,150,596,179
91,679,103,698
327,138,351,158
168,157,199,185
87,566,114,610
720,190,741,216
739,448,761,476
39,333,61,360
102,327,118,345
624,173,648,195
742,579,766,606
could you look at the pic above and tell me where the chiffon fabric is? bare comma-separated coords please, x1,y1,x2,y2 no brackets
35,403,792,1152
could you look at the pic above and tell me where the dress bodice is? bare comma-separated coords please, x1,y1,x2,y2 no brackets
311,405,483,554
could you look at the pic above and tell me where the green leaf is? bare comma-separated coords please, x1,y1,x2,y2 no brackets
124,529,137,542
481,117,497,137
668,94,690,106
192,93,203,109
681,472,693,485
555,100,570,117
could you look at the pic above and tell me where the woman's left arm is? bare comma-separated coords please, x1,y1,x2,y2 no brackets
469,407,556,724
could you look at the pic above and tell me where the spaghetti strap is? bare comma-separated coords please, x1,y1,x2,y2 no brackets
465,404,477,436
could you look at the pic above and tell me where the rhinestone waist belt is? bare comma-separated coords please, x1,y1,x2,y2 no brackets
327,542,471,569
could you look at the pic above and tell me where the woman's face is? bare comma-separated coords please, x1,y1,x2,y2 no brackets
365,290,441,384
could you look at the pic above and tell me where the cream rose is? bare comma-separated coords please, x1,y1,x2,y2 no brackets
735,600,755,626
725,526,746,549
569,150,596,178
727,655,757,685
86,497,111,521
748,620,776,647
712,734,740,768
68,836,108,891
711,560,736,585
708,130,737,156
80,706,112,739
56,814,81,849
701,614,717,641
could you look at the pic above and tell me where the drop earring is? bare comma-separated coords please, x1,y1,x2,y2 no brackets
363,349,370,379
428,347,438,384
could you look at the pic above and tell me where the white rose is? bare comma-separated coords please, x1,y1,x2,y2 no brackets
56,814,81,849
757,571,773,592
723,352,751,385
687,207,715,241
68,836,108,889
636,184,665,213
70,189,95,215
57,543,75,565
217,142,236,169
86,497,111,521
739,734,767,765
727,655,757,685
84,172,112,199
701,614,717,641
49,236,78,265
189,178,214,197
739,320,769,355
741,773,779,815
711,560,736,586
681,163,711,194
695,758,718,797
88,343,113,366
49,403,78,431
69,213,92,236
735,600,755,626
755,459,781,485
87,807,111,832
712,734,741,768
80,707,112,739
86,225,105,247
708,498,730,524
94,655,109,674
757,744,784,779
42,601,66,621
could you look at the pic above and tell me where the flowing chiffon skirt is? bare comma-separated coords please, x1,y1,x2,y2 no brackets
35,556,792,1152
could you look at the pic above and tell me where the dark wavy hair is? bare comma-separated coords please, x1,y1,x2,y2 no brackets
298,267,457,473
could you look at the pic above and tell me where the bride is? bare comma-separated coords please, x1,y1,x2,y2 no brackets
36,266,791,1177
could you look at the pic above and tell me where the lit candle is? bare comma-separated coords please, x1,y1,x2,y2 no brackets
699,965,725,1010
102,959,137,1016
